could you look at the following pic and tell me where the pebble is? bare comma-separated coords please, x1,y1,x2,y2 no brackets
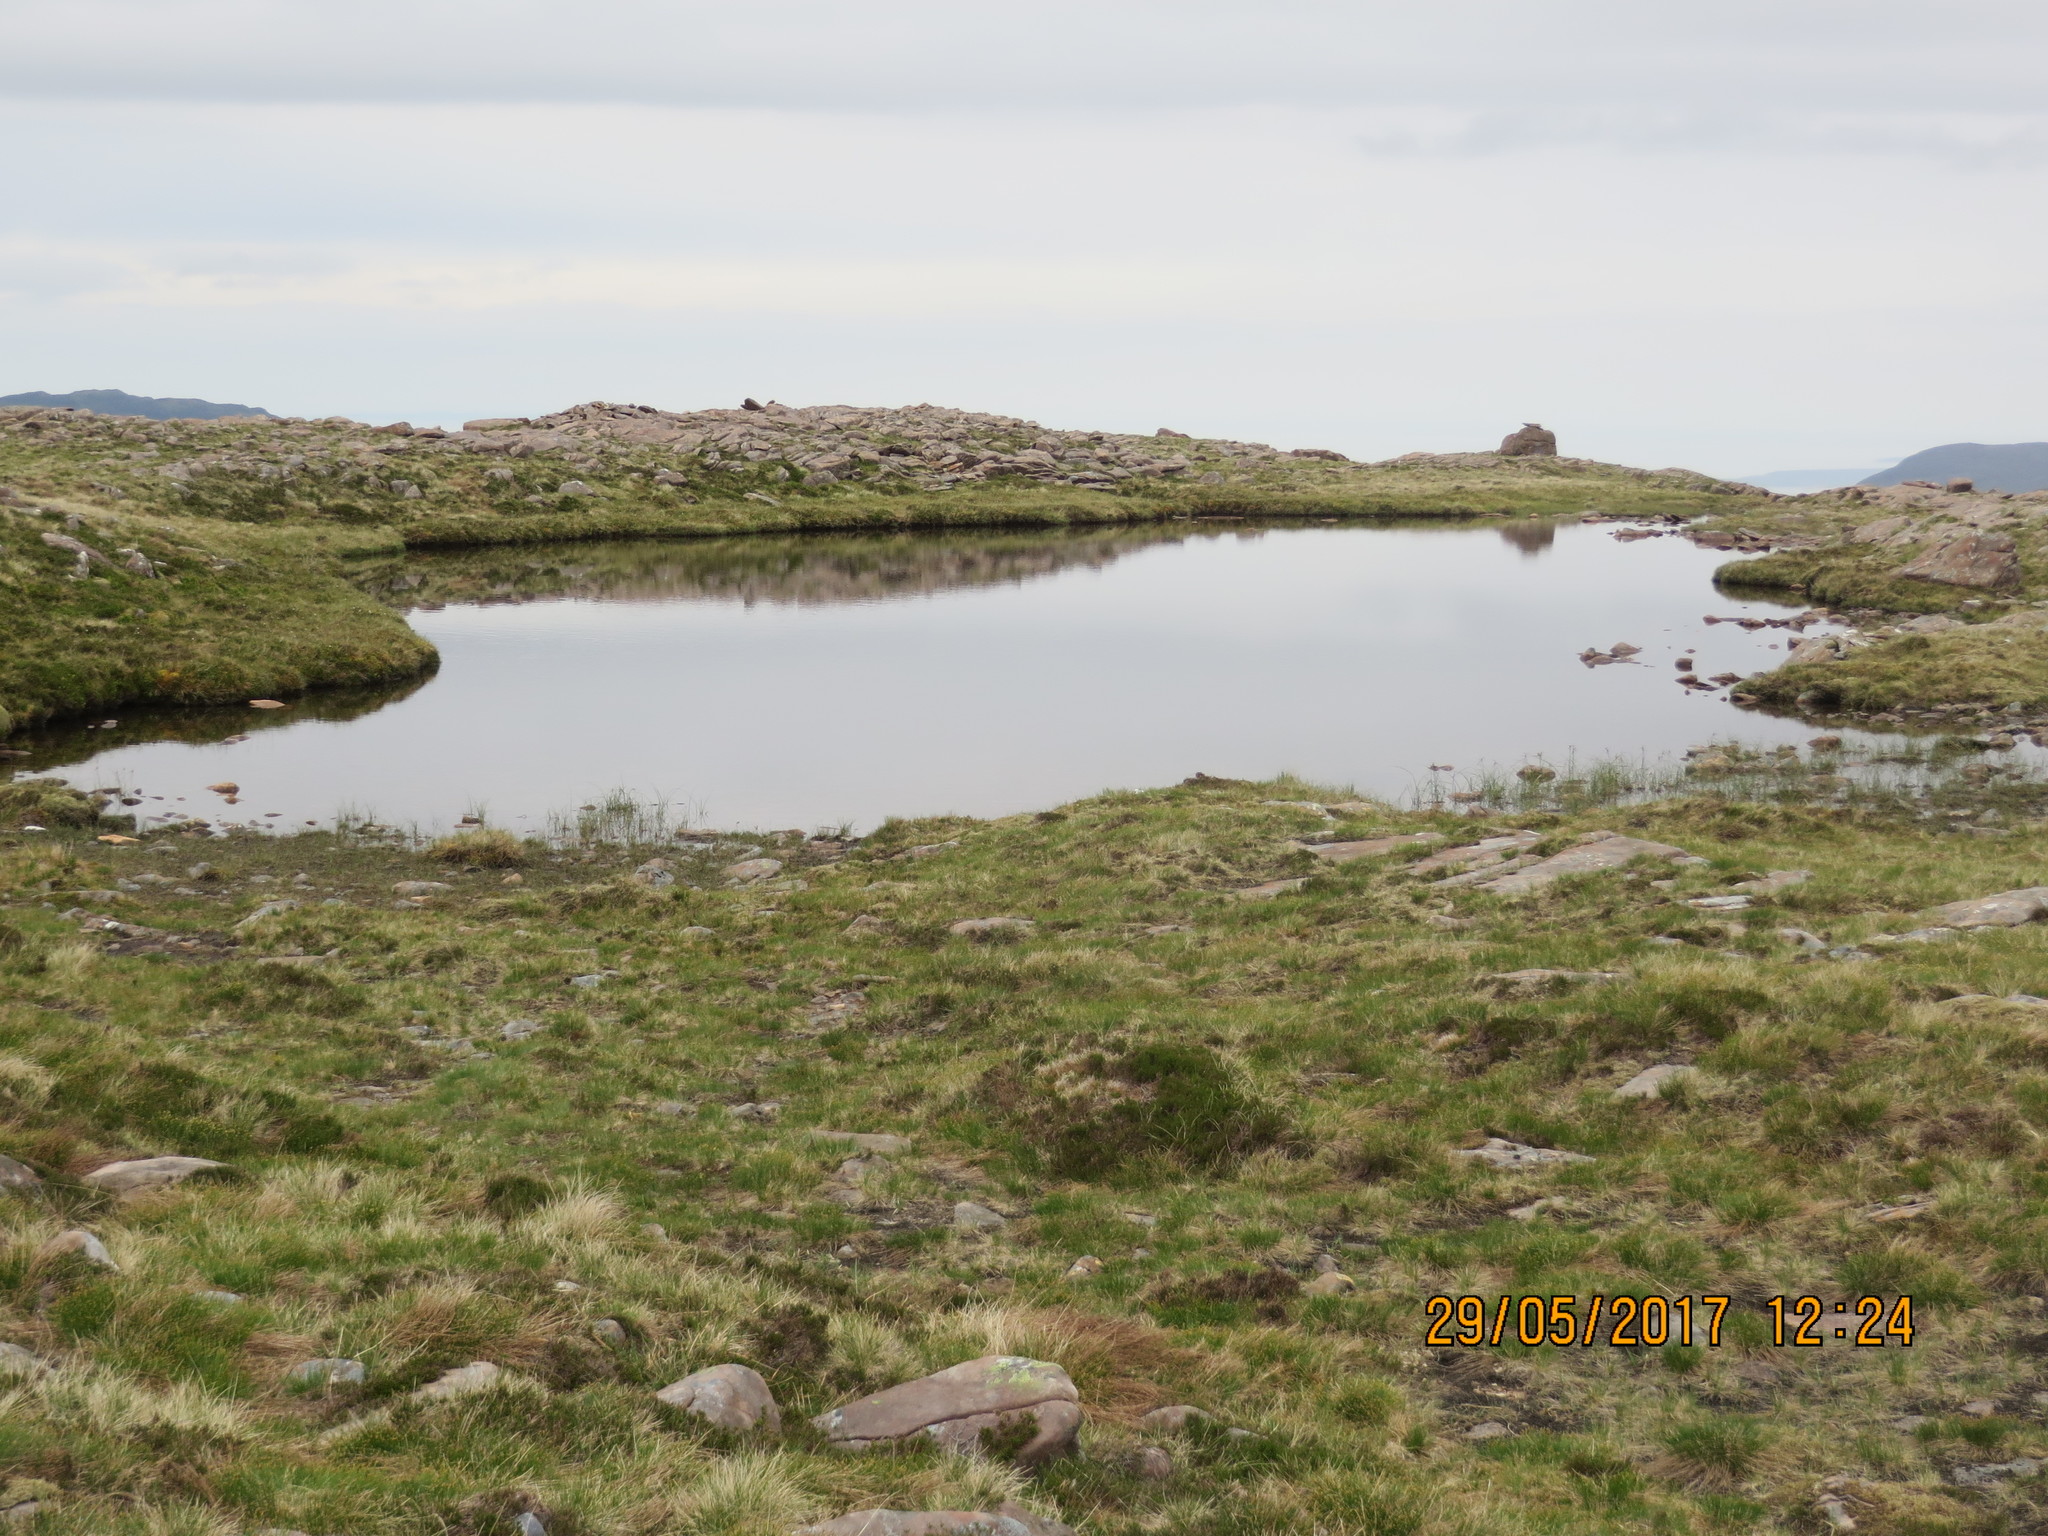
288,1357,367,1387
591,1319,630,1347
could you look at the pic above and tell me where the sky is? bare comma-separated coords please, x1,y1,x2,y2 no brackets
3,0,2047,477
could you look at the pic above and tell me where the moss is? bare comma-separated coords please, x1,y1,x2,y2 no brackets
1715,548,1983,613
1739,621,2048,712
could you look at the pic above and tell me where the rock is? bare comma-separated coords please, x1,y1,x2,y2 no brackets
197,1289,245,1303
796,1508,1076,1536
844,914,891,936
680,925,717,938
1497,423,1558,456
1927,887,2048,928
206,781,239,795
905,841,961,859
1302,832,1445,863
0,1155,40,1192
1139,1405,1213,1433
235,899,300,928
813,1355,1081,1466
1506,1197,1565,1221
1451,1138,1594,1169
656,1363,781,1432
1896,530,2021,590
1476,969,1621,998
632,860,675,888
954,1201,1008,1231
1465,1421,1515,1440
1686,894,1752,911
723,857,783,885
249,699,287,709
1131,1445,1175,1479
83,1155,228,1195
1409,831,1544,874
1303,1272,1355,1296
0,1342,44,1376
501,1018,544,1041
948,917,1034,937
1062,1256,1103,1280
287,1357,366,1388
1950,1458,2041,1487
0,1498,45,1526
1232,877,1308,900
36,1229,117,1269
592,1318,630,1347
514,1516,547,1536
1614,1064,1696,1100
1730,869,1810,894
1470,833,1697,896
1959,1399,1998,1418
810,1129,913,1154
414,1360,503,1400
729,1101,780,1122
393,880,452,897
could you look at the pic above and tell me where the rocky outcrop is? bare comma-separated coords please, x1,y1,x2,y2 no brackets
1465,832,1699,896
1926,888,2048,928
1895,529,2021,590
813,1356,1081,1465
1497,424,1558,457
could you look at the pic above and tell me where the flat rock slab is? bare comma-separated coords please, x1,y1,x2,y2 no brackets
797,1507,1076,1536
1730,869,1810,894
656,1363,780,1431
1300,832,1444,864
1471,833,1697,896
949,918,1034,937
1615,1064,1696,1100
1928,888,2048,928
1476,969,1622,999
83,1156,228,1195
1897,530,2021,590
1451,1138,1594,1169
1232,878,1308,900
811,1130,914,1155
1409,831,1544,875
814,1355,1081,1466
414,1361,502,1400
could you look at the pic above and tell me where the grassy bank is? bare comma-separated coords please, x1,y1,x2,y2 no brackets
0,401,1764,730
4,766,2048,1534
1695,484,2048,718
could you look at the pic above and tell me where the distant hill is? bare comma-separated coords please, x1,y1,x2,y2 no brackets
1860,441,2048,493
0,388,271,420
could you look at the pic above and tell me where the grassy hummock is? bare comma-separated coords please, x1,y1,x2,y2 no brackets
4,765,2048,1534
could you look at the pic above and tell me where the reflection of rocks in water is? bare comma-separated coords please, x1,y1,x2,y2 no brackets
1497,520,1559,558
13,673,436,777
364,527,1202,611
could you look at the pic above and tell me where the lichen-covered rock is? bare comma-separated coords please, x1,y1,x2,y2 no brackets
813,1355,1081,1466
655,1363,780,1432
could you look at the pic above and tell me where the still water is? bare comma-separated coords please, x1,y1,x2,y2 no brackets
25,518,1855,833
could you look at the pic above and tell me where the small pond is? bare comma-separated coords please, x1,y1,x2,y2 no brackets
20,517,1880,833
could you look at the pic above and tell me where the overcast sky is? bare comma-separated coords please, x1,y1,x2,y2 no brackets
4,0,2046,475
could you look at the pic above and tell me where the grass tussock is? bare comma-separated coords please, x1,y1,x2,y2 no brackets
3,769,2048,1531
430,827,530,867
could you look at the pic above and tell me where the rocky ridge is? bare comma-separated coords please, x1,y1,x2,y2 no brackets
0,399,1762,514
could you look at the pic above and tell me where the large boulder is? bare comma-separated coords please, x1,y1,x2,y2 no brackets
1497,423,1558,457
813,1356,1081,1466
1895,530,2021,590
655,1364,780,1431
796,1507,1075,1536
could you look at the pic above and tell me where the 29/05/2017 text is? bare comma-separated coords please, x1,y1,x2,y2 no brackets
1423,1294,1916,1348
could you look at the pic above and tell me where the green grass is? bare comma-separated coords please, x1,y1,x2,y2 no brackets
5,768,2048,1533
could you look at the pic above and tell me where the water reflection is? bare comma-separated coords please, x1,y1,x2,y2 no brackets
31,518,1875,833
